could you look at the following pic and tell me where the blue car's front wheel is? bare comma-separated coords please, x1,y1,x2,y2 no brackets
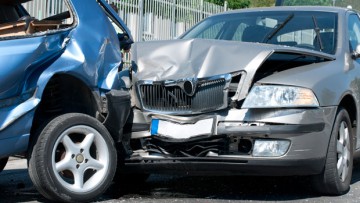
28,113,117,202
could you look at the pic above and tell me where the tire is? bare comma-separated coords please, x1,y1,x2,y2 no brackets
312,107,353,195
28,113,117,202
0,157,9,173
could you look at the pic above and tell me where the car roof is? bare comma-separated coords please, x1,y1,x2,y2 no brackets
215,6,352,17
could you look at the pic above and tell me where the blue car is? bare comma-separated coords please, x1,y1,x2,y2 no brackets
0,0,133,202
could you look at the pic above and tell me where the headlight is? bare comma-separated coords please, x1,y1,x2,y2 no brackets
242,85,319,108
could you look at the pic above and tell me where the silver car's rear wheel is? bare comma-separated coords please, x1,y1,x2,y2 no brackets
29,113,117,202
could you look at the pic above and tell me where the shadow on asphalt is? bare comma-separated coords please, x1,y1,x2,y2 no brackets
351,160,360,184
105,175,317,201
1,161,360,202
104,160,360,201
0,169,47,203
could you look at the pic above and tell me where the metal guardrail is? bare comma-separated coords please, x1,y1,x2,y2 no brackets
22,0,228,42
107,0,228,41
23,0,67,20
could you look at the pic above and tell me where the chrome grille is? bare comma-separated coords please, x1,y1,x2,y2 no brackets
139,78,227,114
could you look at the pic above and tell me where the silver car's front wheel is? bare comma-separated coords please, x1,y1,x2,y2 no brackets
29,113,117,203
337,121,351,182
312,107,353,195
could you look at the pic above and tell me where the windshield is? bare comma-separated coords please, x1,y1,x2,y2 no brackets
181,11,338,54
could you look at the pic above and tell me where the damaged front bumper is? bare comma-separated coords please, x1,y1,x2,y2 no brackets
125,106,337,176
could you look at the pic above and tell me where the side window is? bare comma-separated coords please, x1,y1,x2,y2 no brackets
98,2,132,51
348,14,360,52
102,3,125,35
0,0,74,39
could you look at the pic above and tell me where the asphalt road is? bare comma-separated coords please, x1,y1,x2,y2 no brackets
1,157,360,202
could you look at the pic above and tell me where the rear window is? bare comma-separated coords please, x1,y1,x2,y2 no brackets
0,0,74,39
0,4,20,24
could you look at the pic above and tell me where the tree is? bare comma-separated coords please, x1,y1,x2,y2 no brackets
335,0,360,10
282,0,332,6
205,0,251,9
228,0,251,8
251,0,275,7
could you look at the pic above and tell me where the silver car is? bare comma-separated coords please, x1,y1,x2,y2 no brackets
125,6,360,195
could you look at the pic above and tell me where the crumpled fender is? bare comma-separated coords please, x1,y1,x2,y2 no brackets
0,32,69,100
0,0,124,132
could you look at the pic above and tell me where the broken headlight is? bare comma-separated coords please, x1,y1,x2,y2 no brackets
242,85,319,108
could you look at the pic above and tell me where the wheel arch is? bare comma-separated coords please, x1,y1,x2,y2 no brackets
338,94,357,150
29,74,101,151
339,94,357,129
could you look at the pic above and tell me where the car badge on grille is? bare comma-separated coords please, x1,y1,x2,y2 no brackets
182,79,197,96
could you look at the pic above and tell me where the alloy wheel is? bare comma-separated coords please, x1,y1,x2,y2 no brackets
52,125,110,192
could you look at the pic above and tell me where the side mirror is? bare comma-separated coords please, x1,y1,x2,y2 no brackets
352,44,360,59
118,33,133,52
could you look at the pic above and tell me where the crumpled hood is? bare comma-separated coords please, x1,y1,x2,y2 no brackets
131,38,334,82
